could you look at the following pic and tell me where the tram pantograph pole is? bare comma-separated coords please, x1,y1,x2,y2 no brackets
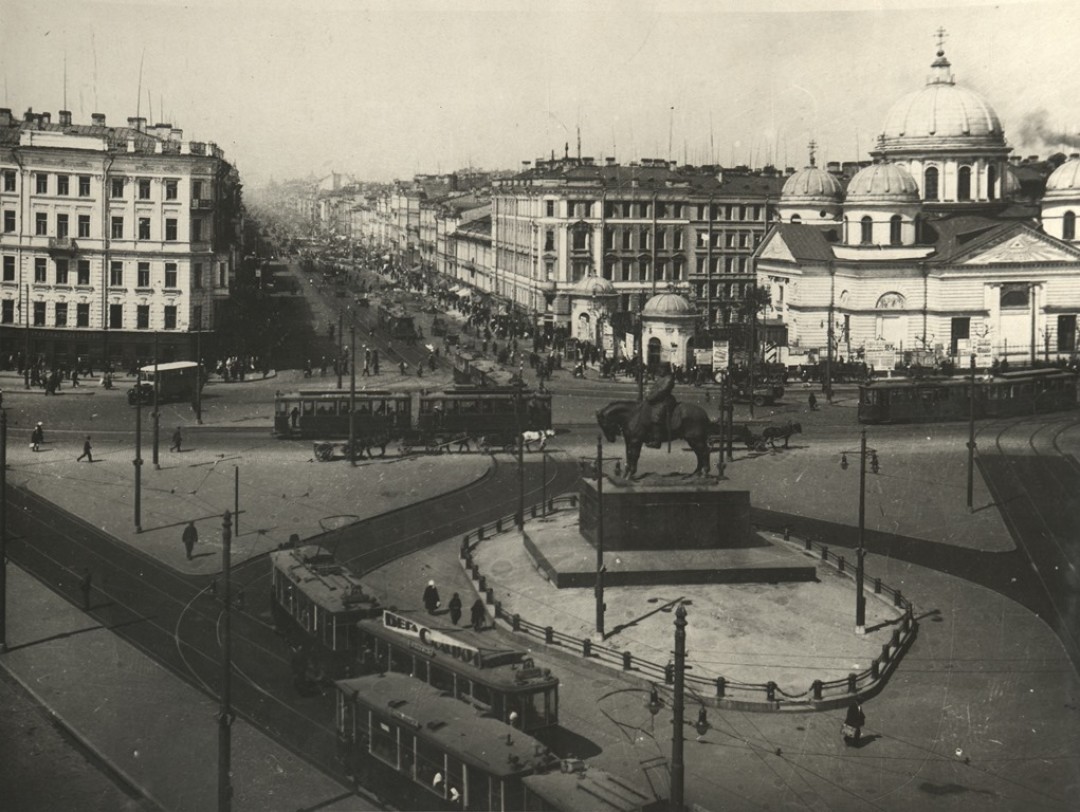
218,510,234,812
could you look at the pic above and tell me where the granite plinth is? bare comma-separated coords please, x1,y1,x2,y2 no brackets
579,474,751,550
523,512,816,588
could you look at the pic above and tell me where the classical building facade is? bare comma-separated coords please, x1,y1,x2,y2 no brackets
0,107,242,368
755,43,1080,366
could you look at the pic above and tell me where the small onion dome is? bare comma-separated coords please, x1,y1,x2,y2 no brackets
845,162,920,203
572,273,617,297
1045,157,1080,193
781,165,843,203
642,291,696,317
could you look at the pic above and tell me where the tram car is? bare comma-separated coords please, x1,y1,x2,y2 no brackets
858,367,1078,424
356,610,559,734
270,545,381,682
273,385,553,452
377,303,418,341
336,673,559,811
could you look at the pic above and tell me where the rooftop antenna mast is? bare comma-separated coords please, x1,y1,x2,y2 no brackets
91,31,99,112
135,48,145,120
709,112,715,165
63,53,68,110
668,106,674,160
576,125,581,160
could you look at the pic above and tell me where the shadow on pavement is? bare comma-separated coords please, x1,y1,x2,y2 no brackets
5,613,154,653
532,725,603,760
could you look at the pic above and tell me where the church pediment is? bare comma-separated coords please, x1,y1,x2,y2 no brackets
958,229,1080,265
758,233,796,263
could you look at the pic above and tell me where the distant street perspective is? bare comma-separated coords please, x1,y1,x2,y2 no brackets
3,3,1080,811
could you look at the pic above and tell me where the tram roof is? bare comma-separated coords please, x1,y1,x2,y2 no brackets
278,389,408,399
860,368,1077,389
335,673,553,777
270,545,378,616
138,361,199,374
522,768,662,812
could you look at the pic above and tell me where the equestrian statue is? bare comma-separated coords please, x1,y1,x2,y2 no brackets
596,367,713,477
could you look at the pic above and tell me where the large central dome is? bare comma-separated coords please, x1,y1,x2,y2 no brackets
876,49,1005,153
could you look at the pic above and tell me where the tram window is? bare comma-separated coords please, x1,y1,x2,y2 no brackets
357,401,371,414
472,682,493,710
445,758,464,808
521,690,548,728
471,770,494,811
504,779,525,812
389,647,412,675
416,738,444,796
412,659,428,682
481,400,496,414
400,730,416,779
302,400,315,416
370,719,398,767
317,403,331,414
430,664,455,693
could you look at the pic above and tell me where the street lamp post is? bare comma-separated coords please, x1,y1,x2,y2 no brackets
670,603,687,812
337,310,344,390
134,370,143,532
195,322,203,424
840,429,876,635
595,435,606,638
217,510,234,812
349,326,356,467
0,408,7,652
967,353,976,512
152,331,160,469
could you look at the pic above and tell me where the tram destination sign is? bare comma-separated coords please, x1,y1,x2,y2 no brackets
382,610,481,665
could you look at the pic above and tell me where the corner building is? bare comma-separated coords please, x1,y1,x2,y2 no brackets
0,108,242,369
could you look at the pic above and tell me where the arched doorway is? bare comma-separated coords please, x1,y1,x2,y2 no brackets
647,337,662,371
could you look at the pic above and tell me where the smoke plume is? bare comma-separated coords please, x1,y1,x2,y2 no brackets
1017,108,1080,151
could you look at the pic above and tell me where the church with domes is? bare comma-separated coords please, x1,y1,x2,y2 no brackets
755,39,1080,366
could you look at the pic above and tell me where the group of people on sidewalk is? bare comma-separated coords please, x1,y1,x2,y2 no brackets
423,580,486,631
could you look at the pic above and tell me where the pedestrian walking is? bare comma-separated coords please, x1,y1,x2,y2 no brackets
842,700,865,747
808,392,818,411
170,426,183,452
182,521,198,560
470,598,486,631
448,593,462,625
79,568,92,610
76,435,93,463
399,360,407,376
423,580,440,614
31,422,44,452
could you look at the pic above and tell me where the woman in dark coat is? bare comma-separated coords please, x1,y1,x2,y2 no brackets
448,593,462,625
470,598,486,631
843,700,865,746
422,580,440,614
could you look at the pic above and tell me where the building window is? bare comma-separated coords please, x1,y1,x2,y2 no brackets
137,262,150,288
35,212,48,235
790,214,802,224
57,175,70,196
640,228,650,250
924,167,939,201
219,262,226,287
164,305,177,329
1,300,12,323
35,173,48,194
33,301,45,325
193,305,203,330
55,302,68,327
544,229,555,251
543,260,554,281
110,261,123,287
1000,284,1029,309
1064,211,1076,241
2,170,14,192
55,258,69,285
111,216,126,239
78,214,91,238
860,216,873,244
165,218,177,241
3,210,14,232
545,200,554,217
79,175,91,197
987,165,997,202
164,262,177,288
34,257,47,282
193,262,203,289
192,180,204,200
56,213,69,238
641,202,651,219
165,179,178,200
1058,315,1077,352
657,230,667,250
889,215,903,246
2,256,13,281
191,219,202,241
138,178,151,200
111,177,124,198
76,303,89,327
109,303,123,329
624,230,634,251
136,304,150,329
77,260,90,285
571,228,587,251
673,230,683,250
958,166,972,201
138,218,151,240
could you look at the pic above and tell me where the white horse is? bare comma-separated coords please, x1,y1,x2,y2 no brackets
522,429,555,452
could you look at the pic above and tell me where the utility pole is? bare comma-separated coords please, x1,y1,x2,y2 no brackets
595,435,605,637
134,371,143,532
23,284,29,390
152,332,160,469
0,408,7,652
855,429,867,635
337,310,344,390
670,604,687,812
717,378,726,478
217,510,234,812
515,386,525,528
349,325,356,467
967,353,976,511
233,467,239,537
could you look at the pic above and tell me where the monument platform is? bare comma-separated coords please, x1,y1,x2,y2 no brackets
522,511,817,588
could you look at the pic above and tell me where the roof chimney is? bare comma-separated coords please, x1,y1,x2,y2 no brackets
605,156,616,166
826,161,841,173
91,113,106,126
24,107,35,124
40,112,51,126
58,110,72,126
0,108,11,127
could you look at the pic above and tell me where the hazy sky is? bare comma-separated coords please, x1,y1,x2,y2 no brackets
3,0,1080,186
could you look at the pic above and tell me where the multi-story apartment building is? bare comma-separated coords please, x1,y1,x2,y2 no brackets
490,155,783,337
0,107,242,369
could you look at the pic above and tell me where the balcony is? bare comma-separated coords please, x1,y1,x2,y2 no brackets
190,198,214,210
48,237,78,255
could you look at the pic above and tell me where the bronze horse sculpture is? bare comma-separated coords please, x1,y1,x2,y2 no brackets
596,400,714,477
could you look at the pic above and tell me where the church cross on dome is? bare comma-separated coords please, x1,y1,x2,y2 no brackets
808,139,817,167
934,26,948,54
928,27,954,85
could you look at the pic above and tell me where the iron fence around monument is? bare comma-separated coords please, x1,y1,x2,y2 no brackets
459,496,918,711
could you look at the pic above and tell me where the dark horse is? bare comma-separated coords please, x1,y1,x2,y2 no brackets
762,421,802,449
596,400,714,477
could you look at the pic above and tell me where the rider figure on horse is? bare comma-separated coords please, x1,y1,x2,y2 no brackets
632,365,677,449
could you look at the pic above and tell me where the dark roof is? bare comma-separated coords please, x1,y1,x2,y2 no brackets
0,117,223,160
764,223,839,262
456,214,491,238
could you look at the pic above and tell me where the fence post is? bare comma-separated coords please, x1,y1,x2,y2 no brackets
478,526,485,541
715,677,726,698
874,577,882,594
821,546,829,561
622,651,632,671
485,588,495,605
871,660,880,679
460,539,469,560
766,682,777,702
881,643,890,664
812,680,823,700
894,589,903,607
582,639,591,657
847,673,857,693
838,556,845,573
890,629,900,649
512,614,521,632
544,626,553,644
496,519,502,533
804,537,812,551
477,576,487,593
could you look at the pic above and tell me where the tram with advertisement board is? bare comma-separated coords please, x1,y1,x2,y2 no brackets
336,672,558,811
858,367,1078,424
356,610,559,734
